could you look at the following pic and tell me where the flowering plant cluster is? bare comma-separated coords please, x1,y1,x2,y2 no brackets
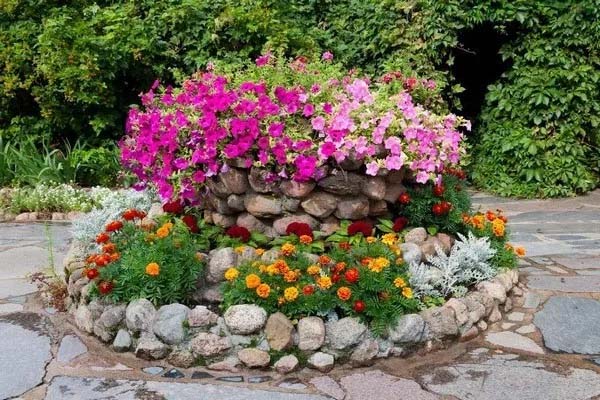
84,209,205,304
222,222,419,333
121,54,469,203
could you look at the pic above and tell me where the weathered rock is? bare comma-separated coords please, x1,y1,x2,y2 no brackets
220,168,249,194
226,194,246,212
445,298,469,326
421,306,459,339
188,306,219,328
223,304,267,335
387,314,428,343
93,320,116,343
196,284,224,304
147,203,165,220
167,349,195,369
466,291,495,315
361,177,386,200
207,356,241,372
504,297,513,312
485,331,544,354
281,180,315,198
207,194,233,214
207,247,237,283
350,339,379,366
318,171,363,195
153,304,190,345
487,304,502,323
298,316,326,351
281,197,301,212
401,243,422,265
238,348,271,368
436,233,455,254
385,169,406,183
126,299,156,333
265,312,294,351
244,194,283,218
476,281,507,303
301,192,337,219
368,199,389,216
477,320,488,331
272,214,319,236
211,212,237,228
74,305,94,333
206,178,231,198
307,352,335,372
191,333,232,357
320,217,341,236
383,182,407,203
135,333,170,360
460,326,479,342
326,317,367,350
420,236,443,259
274,354,300,374
404,227,428,245
463,296,487,324
235,212,268,234
112,329,132,352
334,196,369,220
248,167,280,193
260,248,280,264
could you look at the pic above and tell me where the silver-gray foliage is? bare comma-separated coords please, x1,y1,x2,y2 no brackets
409,232,496,298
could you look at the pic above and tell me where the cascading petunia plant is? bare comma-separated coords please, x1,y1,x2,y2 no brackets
120,53,470,204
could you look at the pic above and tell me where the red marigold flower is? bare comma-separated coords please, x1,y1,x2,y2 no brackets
339,242,351,251
344,268,359,284
98,281,114,295
302,285,315,295
226,225,251,242
285,222,313,238
96,233,110,244
392,217,409,232
353,300,366,313
86,268,99,280
347,220,373,237
122,209,137,221
162,200,184,214
105,220,123,233
181,214,199,233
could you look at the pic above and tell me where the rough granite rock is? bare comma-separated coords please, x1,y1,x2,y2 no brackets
226,194,246,212
153,304,190,345
326,317,367,350
307,352,335,372
135,333,170,360
436,233,455,254
298,316,326,351
361,177,386,200
420,236,443,259
74,305,94,334
244,194,283,218
191,333,232,357
476,281,507,303
167,348,196,369
487,304,502,323
207,247,237,283
445,298,469,327
320,217,341,236
318,171,363,195
350,339,379,366
301,192,338,219
280,180,315,198
211,212,237,228
383,182,407,203
112,329,132,352
207,356,241,373
207,194,233,214
334,196,370,220
220,168,249,194
237,348,271,368
188,306,219,328
274,354,299,374
404,227,428,245
387,314,428,343
223,304,267,335
126,299,157,333
421,306,459,339
265,312,294,351
248,167,280,193
236,213,269,234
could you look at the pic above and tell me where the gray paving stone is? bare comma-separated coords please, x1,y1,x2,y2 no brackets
552,255,600,270
57,335,88,364
142,366,164,375
0,303,24,314
527,275,600,292
339,370,437,400
485,331,544,354
522,292,541,309
46,376,328,399
0,279,38,298
421,354,600,400
546,265,568,274
0,314,52,399
516,324,536,335
534,296,600,354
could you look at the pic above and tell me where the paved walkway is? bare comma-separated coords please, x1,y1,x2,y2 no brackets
0,190,599,400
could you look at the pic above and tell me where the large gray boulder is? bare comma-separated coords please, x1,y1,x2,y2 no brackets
153,304,190,345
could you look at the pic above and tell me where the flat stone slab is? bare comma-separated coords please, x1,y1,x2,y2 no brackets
47,376,330,400
522,292,541,309
485,331,544,354
0,313,52,399
57,335,88,364
534,296,600,354
339,370,438,400
552,255,600,270
421,354,600,400
527,275,600,292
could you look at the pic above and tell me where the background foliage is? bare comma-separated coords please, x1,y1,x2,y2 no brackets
1,0,598,195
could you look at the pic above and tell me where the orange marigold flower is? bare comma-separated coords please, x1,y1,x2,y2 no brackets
492,218,505,237
307,265,321,275
472,214,485,229
319,255,331,265
96,233,110,244
505,243,514,251
224,268,239,281
316,276,332,290
367,257,390,272
86,254,98,264
394,277,407,288
361,257,372,266
299,235,313,244
145,262,160,276
246,274,261,289
110,252,120,262
281,243,296,256
337,286,352,301
284,287,299,302
105,220,123,232
366,236,377,243
486,210,497,221
402,287,413,299
515,246,526,257
256,283,271,298
102,243,116,254
122,209,138,221
334,262,347,273
274,259,289,274
278,296,286,306
284,270,298,283
339,241,351,251
255,248,265,256
156,226,169,238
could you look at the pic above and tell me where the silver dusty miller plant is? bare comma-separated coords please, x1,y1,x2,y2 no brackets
409,232,497,298
72,188,155,243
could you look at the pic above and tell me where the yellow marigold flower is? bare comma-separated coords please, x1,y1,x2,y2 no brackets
284,270,298,283
299,234,313,244
389,244,402,256
256,283,271,298
156,226,169,238
284,287,299,302
224,267,239,281
245,274,261,289
145,233,157,242
307,265,321,275
366,236,377,243
402,287,413,299
234,245,246,254
145,262,160,276
337,286,352,301
258,264,267,273
515,246,526,257
316,276,332,290
255,248,265,256
394,277,407,288
368,257,390,273
163,222,174,230
281,243,296,256
472,214,485,229
381,233,398,246
251,261,260,267
492,218,505,237
505,243,514,251
266,264,279,276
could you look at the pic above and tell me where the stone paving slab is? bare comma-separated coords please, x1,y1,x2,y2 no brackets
46,376,330,400
552,255,600,270
527,275,600,292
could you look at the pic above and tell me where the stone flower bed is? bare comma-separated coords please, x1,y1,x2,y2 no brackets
66,227,519,373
